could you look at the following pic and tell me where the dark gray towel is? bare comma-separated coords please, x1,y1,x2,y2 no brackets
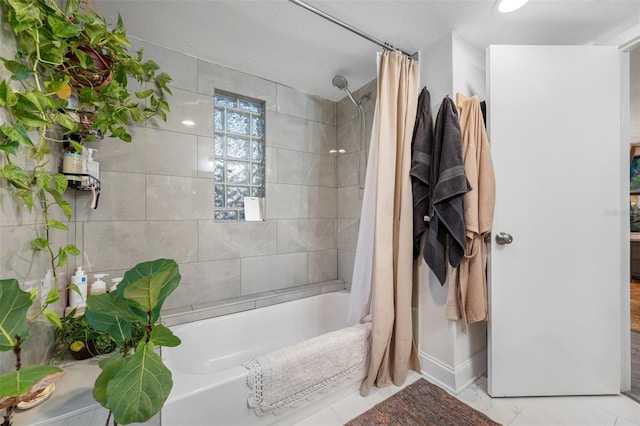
410,87,434,260
425,96,471,285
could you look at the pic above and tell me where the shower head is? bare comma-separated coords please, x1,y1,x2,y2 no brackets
332,74,349,90
332,74,360,108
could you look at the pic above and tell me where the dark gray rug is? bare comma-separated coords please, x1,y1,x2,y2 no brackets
346,378,502,426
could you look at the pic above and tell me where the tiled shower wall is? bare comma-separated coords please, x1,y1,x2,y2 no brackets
336,80,377,290
77,39,342,315
0,33,349,322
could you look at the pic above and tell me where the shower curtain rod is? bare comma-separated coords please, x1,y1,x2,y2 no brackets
288,0,414,57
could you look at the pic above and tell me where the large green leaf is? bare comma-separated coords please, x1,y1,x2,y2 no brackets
0,365,62,398
150,324,181,348
120,259,181,322
85,292,142,346
0,279,31,351
105,342,172,424
93,353,125,406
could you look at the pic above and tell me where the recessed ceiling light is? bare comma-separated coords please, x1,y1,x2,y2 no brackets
338,149,346,153
329,149,338,154
182,120,195,126
496,0,529,13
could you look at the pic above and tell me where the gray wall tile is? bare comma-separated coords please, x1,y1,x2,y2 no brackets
308,186,337,218
266,184,308,219
197,136,215,179
83,221,198,271
146,87,213,138
308,121,337,154
198,220,277,261
164,259,241,310
266,111,308,151
0,224,69,281
266,147,277,183
197,60,277,111
338,249,356,286
277,150,335,187
308,249,337,283
241,252,307,294
277,85,335,125
337,117,360,154
147,175,213,220
97,127,198,177
337,151,359,188
75,171,146,222
338,218,359,251
131,38,198,92
277,219,335,253
337,185,363,219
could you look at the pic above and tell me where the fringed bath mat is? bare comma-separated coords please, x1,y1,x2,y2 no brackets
346,379,502,426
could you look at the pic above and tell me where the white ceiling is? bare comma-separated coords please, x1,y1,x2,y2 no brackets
95,0,640,101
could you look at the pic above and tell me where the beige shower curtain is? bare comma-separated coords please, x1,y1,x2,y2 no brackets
359,50,420,396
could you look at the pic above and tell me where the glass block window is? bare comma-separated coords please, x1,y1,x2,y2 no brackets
213,90,265,221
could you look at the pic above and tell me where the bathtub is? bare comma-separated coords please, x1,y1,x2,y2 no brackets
161,291,367,426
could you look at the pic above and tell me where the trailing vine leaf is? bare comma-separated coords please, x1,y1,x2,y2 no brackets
0,80,17,106
0,279,31,351
150,324,181,348
85,292,143,346
31,238,49,251
0,123,32,145
0,366,63,409
42,310,61,328
119,258,180,322
104,342,172,424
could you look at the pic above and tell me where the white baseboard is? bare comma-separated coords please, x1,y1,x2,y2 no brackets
418,349,486,394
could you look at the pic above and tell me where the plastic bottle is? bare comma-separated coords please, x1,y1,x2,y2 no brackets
62,148,84,184
69,266,88,308
24,280,40,317
91,273,108,296
40,269,54,307
86,148,99,181
109,277,123,293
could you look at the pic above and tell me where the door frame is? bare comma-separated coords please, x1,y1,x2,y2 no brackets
621,34,640,392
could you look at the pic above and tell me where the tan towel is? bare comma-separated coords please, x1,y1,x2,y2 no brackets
446,93,496,330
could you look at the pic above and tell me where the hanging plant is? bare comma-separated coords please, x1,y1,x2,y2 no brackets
0,0,174,424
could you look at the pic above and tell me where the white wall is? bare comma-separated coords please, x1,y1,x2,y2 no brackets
415,32,488,393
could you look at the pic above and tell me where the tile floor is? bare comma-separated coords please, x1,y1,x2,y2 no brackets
294,370,640,425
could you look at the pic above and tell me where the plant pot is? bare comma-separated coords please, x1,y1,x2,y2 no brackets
63,45,113,89
69,340,99,360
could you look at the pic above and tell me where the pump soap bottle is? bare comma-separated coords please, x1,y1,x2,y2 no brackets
40,269,54,307
91,274,108,296
69,266,88,308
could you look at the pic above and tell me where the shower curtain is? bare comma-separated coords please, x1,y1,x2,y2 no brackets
347,50,420,395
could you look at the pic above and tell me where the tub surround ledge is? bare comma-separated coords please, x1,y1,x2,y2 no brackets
162,280,345,327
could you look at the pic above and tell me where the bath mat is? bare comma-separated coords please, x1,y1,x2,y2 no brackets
243,323,370,416
346,378,502,426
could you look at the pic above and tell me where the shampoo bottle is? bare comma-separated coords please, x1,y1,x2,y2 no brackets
91,273,108,296
69,266,88,308
40,269,54,307
86,148,99,181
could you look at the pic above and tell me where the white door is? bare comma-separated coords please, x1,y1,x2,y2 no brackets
487,45,625,397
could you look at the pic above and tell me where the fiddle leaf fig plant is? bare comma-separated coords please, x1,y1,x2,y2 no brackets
0,279,63,426
1,1,174,424
85,258,181,425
